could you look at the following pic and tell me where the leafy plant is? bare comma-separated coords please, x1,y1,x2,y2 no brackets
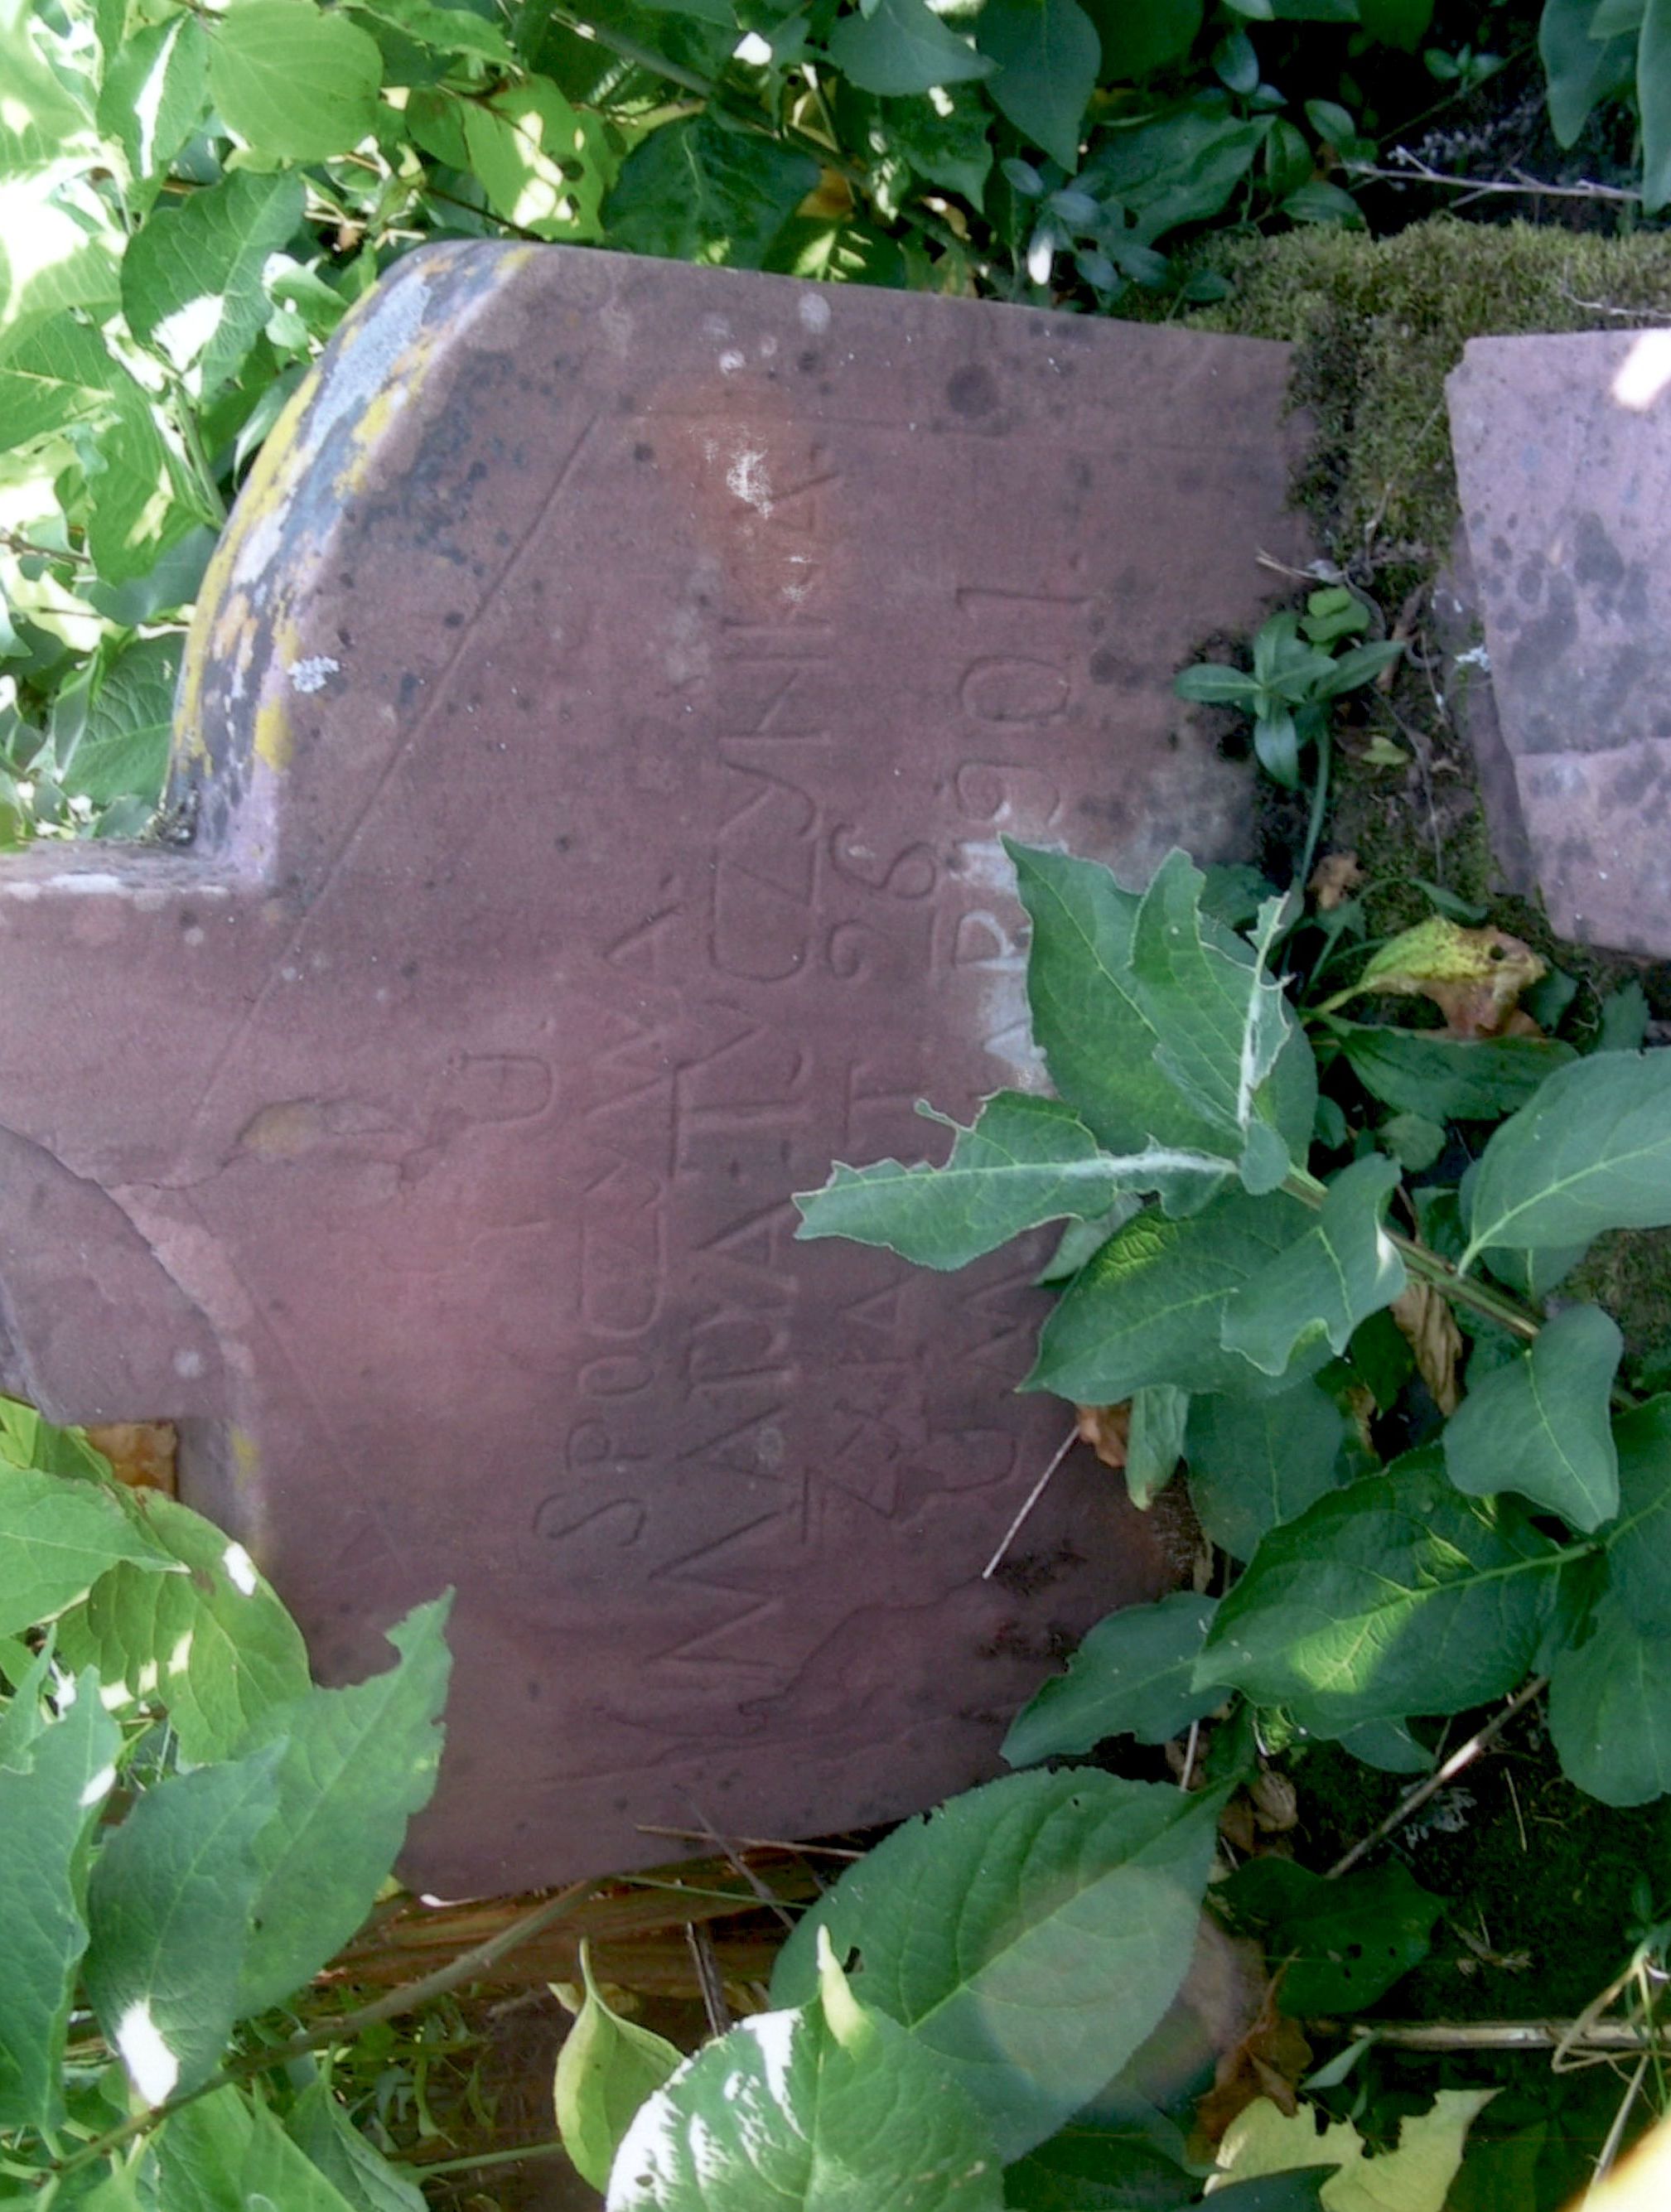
1540,0,1671,209
794,835,1671,1823
1174,588,1401,915
0,1411,452,2207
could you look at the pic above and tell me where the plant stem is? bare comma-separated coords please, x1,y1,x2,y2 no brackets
1280,1172,1542,1341
1295,729,1331,899
1325,1674,1549,1880
398,2137,576,2177
47,1881,596,2184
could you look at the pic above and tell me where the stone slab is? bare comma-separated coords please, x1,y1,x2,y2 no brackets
1448,331,1671,955
0,243,1308,1894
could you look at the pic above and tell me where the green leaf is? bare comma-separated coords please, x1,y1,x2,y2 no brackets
977,0,1101,169
79,388,200,586
1128,852,1302,1181
234,1594,452,2016
1126,1382,1190,1507
0,1466,173,1636
1539,0,1633,156
1186,1379,1345,1561
0,316,119,449
555,1942,682,2192
828,0,996,94
96,15,210,204
1331,1716,1433,1773
1219,1156,1406,1376
1010,843,1312,1174
1461,1051,1671,1265
1002,1592,1225,1763
121,171,304,399
1175,661,1263,704
1030,1187,1318,1404
348,0,516,65
1011,842,1235,1157
159,2085,360,2212
1199,1447,1563,1728
1335,1022,1574,1123
1442,1304,1621,1531
0,1674,119,2131
1380,1111,1446,1171
446,80,612,240
0,1398,116,1481
770,1769,1222,2161
208,0,384,162
0,0,99,176
1642,0,1671,208
1218,1857,1442,2014
879,87,993,204
1599,1394,1671,1634
1599,979,1651,1053
85,1745,284,2104
60,634,181,807
1002,2102,1198,2209
287,2080,428,2212
602,114,819,268
610,1934,1004,2210
1548,1591,1671,1805
56,1491,309,1763
795,1090,1235,1269
763,215,908,286
1086,0,1204,78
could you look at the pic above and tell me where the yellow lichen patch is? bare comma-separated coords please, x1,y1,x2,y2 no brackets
254,697,292,771
229,1427,261,1486
175,368,324,761
330,326,443,500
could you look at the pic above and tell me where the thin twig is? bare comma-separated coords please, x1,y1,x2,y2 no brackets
686,1922,732,2038
1588,2053,1650,2195
982,1423,1079,1580
634,1824,864,1860
1325,1676,1548,1880
1347,152,1642,205
1181,1719,1202,1793
679,1798,799,1932
1311,2020,1671,2054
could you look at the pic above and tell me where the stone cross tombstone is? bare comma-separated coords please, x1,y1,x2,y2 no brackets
1449,331,1671,957
0,244,1306,1895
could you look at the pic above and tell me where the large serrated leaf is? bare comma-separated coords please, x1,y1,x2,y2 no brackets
1128,852,1294,1152
610,1940,1003,2210
121,170,305,398
1442,1304,1621,1530
0,1674,119,2131
234,1595,452,2016
794,1089,1234,1268
769,1769,1221,2161
0,1467,174,1636
85,1744,284,2104
1029,1187,1317,1405
1461,1050,1671,1265
56,1490,309,1763
1186,1380,1345,1561
96,14,209,204
208,0,383,162
1198,1448,1563,1728
1002,1592,1225,1764
1009,841,1235,1156
1219,1155,1406,1375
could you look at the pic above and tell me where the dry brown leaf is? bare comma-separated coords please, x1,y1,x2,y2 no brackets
1323,917,1545,1038
1308,851,1364,910
1391,1279,1463,1415
1075,1401,1131,1470
1136,1918,1269,2124
1248,1770,1299,1834
85,1422,177,1494
1193,1975,1314,2148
